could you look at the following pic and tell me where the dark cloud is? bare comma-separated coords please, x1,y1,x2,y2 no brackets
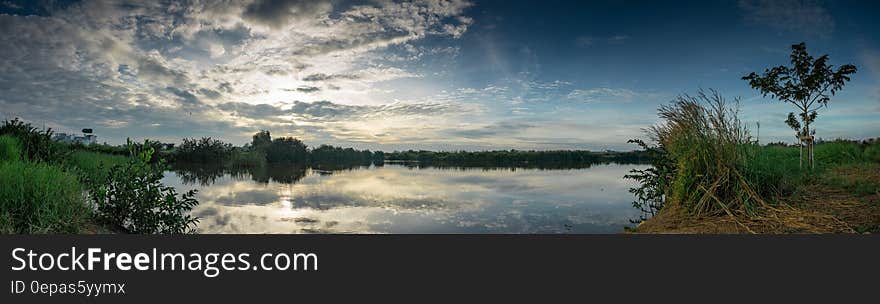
217,100,454,122
166,87,200,105
295,86,320,93
138,56,189,84
302,73,360,82
242,0,332,29
198,88,222,99
450,122,534,139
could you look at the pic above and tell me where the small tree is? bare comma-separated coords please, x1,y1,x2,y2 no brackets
743,42,856,169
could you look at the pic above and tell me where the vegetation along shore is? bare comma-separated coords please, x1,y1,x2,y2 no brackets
627,43,878,233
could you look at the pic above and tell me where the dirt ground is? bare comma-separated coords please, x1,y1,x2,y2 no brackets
631,165,880,234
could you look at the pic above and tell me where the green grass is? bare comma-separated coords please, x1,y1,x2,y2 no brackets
819,163,880,196
743,140,878,200
743,145,805,199
814,140,865,166
0,135,21,162
66,150,128,183
864,142,880,163
651,91,765,215
0,160,89,233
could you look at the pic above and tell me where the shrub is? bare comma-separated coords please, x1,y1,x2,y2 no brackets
90,139,199,234
0,118,68,163
0,135,21,162
0,160,89,233
174,137,233,163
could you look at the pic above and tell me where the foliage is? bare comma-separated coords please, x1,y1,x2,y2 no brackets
0,135,21,162
0,160,89,233
90,139,199,234
0,118,69,163
252,130,272,151
385,149,649,168
624,139,675,222
264,137,309,163
175,137,234,163
66,150,128,185
866,141,880,163
638,90,765,216
311,144,378,166
742,42,857,168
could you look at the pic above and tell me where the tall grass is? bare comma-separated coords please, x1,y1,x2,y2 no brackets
66,150,128,184
632,90,879,220
0,135,21,162
648,90,764,216
0,161,89,233
866,142,880,163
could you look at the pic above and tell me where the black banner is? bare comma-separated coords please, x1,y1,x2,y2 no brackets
1,235,877,303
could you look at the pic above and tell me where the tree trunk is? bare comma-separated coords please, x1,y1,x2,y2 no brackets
803,110,813,169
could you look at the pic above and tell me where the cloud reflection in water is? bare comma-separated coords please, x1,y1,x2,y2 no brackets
162,164,645,233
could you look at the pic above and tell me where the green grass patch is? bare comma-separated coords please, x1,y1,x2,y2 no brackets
0,135,21,162
819,163,880,196
0,160,89,233
66,150,128,184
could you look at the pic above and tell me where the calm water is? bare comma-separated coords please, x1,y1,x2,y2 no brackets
161,163,646,234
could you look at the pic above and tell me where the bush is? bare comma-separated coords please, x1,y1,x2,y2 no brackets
90,140,199,234
0,118,68,163
265,137,308,163
174,137,233,163
0,160,89,233
0,135,21,162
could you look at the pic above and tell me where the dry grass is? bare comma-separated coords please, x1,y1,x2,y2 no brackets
632,164,880,234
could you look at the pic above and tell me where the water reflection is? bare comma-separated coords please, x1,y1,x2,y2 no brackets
162,163,646,234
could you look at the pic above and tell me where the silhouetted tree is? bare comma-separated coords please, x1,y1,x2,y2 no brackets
265,137,308,163
251,130,272,151
743,42,856,168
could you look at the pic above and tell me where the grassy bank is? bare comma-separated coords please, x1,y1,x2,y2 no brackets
1,119,200,234
627,92,880,233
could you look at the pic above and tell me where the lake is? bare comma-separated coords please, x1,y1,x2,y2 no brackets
162,163,647,234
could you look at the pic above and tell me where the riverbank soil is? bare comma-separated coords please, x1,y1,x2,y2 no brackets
632,164,880,234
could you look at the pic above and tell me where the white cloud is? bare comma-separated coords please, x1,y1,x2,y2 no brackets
566,88,639,103
0,0,476,147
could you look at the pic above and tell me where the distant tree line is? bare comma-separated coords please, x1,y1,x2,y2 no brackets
384,149,650,167
81,130,655,167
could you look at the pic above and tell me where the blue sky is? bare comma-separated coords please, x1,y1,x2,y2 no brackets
1,0,878,151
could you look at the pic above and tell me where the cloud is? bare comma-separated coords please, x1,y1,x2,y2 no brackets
0,0,474,147
242,0,333,29
302,73,359,82
738,0,835,37
565,88,639,103
294,86,320,93
217,100,456,122
450,122,534,139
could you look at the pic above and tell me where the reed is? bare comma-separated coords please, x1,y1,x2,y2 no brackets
649,90,765,216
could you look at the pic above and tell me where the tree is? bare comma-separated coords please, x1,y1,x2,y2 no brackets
742,42,856,168
251,130,272,151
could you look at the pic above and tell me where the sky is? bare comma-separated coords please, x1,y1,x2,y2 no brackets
0,0,878,151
